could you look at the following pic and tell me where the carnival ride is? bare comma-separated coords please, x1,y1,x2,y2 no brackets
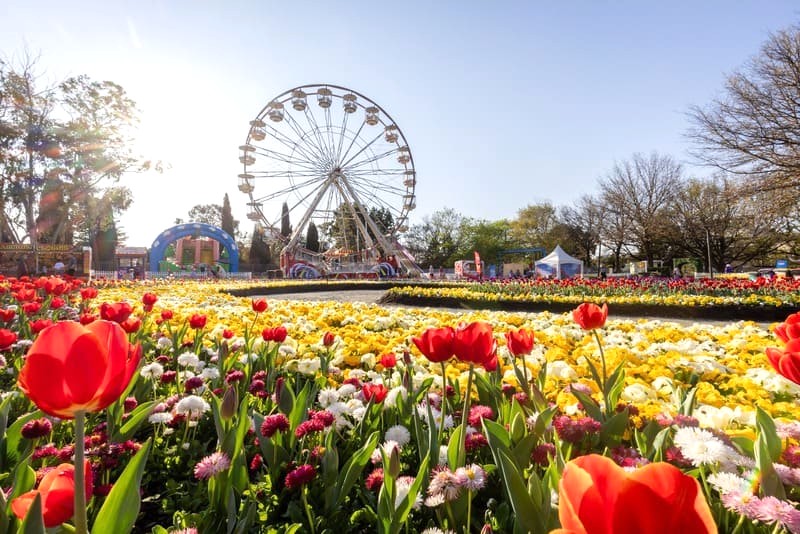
238,84,420,278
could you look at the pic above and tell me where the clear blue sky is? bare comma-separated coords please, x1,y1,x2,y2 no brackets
1,1,797,246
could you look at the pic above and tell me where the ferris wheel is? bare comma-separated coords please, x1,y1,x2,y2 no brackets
238,84,418,277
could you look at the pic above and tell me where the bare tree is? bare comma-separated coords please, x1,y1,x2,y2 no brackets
559,195,603,268
687,25,800,203
667,175,781,271
599,152,682,266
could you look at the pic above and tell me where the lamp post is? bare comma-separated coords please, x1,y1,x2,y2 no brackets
706,228,713,279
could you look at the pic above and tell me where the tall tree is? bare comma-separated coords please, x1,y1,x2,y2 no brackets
599,152,682,265
280,202,292,238
306,221,320,252
510,202,560,251
186,204,222,226
687,25,800,204
221,193,236,237
248,224,270,271
404,208,469,268
559,196,604,267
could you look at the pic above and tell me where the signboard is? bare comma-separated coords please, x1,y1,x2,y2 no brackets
777,259,789,269
0,243,73,253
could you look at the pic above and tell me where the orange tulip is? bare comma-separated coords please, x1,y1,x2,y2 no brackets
18,321,141,419
11,461,93,527
572,303,608,330
766,339,800,385
555,454,715,534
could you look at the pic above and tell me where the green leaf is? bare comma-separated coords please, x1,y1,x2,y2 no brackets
3,411,41,468
755,407,781,459
112,401,155,442
600,410,629,447
496,447,544,534
755,407,785,499
330,431,379,513
391,454,429,534
512,433,538,468
510,412,525,443
482,419,511,450
91,438,152,534
570,389,603,422
19,491,46,534
10,459,35,502
447,425,463,470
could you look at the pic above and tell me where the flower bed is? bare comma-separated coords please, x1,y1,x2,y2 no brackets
1,276,800,532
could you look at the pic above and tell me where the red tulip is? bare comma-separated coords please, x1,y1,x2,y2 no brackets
189,313,207,329
0,328,17,349
23,302,42,315
572,303,608,330
18,320,142,419
0,308,15,323
222,329,235,339
453,321,496,369
362,383,388,403
766,339,800,385
556,454,715,534
322,331,335,347
775,312,800,344
100,302,133,323
79,313,97,325
80,287,98,300
11,461,93,527
142,292,158,306
272,325,287,343
161,310,174,321
43,277,68,296
379,353,397,369
30,319,53,334
505,328,535,357
120,316,142,334
411,326,455,363
252,298,268,313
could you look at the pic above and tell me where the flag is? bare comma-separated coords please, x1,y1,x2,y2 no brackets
474,251,482,276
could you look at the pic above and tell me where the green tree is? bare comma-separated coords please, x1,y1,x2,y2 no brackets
249,224,270,271
306,221,320,252
510,202,560,250
404,208,469,268
281,202,292,238
221,193,237,238
461,218,512,266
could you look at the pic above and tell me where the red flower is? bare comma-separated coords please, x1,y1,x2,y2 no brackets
505,328,534,357
160,310,174,321
18,320,141,419
142,292,158,306
21,418,52,439
411,326,455,363
49,297,65,310
379,352,397,368
251,298,268,312
572,303,608,330
99,302,133,323
0,308,15,323
555,454,715,534
23,302,42,315
30,319,53,334
362,383,389,403
80,287,98,300
43,277,68,296
453,321,496,368
14,287,37,302
322,331,335,347
79,313,97,325
11,461,93,528
272,325,287,343
120,317,142,334
222,329,234,339
188,313,207,329
775,312,800,344
0,328,17,349
766,339,800,385
285,464,316,490
260,413,290,438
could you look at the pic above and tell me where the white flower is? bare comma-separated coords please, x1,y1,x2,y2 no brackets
177,352,200,368
673,427,729,466
621,383,656,403
175,395,210,417
318,387,340,407
548,360,578,380
708,472,752,495
385,425,411,447
200,367,220,381
148,412,172,424
360,352,376,368
297,359,320,375
337,383,357,398
156,337,173,350
455,464,487,491
140,362,164,380
384,386,408,409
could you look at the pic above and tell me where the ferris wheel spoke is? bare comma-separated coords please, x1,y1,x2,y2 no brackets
303,107,334,163
336,120,366,168
282,111,333,165
324,107,337,162
351,179,407,199
249,169,322,178
254,147,320,172
344,166,408,176
261,121,323,165
334,111,350,165
339,130,387,169
253,174,327,204
350,182,405,213
343,146,400,171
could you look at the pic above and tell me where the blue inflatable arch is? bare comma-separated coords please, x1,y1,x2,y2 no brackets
149,223,239,272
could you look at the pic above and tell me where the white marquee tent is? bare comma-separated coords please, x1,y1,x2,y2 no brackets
534,245,583,279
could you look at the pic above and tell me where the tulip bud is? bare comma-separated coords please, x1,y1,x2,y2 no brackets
220,386,238,420
323,331,335,347
388,444,401,479
480,525,494,534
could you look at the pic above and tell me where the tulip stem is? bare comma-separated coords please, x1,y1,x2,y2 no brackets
74,410,88,534
458,364,474,468
440,362,448,447
301,486,316,534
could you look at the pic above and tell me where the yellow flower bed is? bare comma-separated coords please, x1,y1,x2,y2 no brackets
95,280,800,428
